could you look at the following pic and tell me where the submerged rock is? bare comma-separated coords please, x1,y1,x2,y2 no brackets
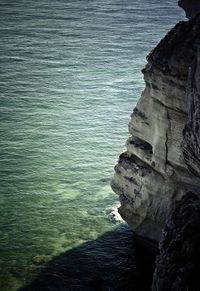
111,12,200,245
31,255,47,265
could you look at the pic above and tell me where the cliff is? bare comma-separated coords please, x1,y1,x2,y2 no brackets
152,192,200,290
178,0,200,19
152,51,200,290
111,5,200,245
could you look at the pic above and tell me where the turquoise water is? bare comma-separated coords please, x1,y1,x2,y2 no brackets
0,1,184,290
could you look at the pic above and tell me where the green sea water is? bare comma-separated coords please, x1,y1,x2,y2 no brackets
0,0,184,290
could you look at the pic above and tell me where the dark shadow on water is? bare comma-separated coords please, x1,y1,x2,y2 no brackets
19,225,156,291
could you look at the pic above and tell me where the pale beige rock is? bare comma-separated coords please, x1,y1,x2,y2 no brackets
111,14,200,245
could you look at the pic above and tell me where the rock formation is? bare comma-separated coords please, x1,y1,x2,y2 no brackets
111,7,200,244
152,50,200,291
152,192,200,291
182,48,200,176
178,0,200,19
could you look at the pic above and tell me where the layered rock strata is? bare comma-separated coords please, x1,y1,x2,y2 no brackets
111,14,200,244
152,51,200,291
182,48,200,176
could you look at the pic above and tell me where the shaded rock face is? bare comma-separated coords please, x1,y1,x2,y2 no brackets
152,53,200,290
178,0,200,19
152,192,200,291
182,49,200,176
111,14,200,244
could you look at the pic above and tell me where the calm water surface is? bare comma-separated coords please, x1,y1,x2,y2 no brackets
0,1,184,290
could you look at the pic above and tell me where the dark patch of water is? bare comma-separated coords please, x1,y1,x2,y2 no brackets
19,225,156,291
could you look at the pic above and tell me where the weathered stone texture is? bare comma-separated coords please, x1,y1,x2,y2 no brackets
111,14,200,244
152,192,200,291
152,50,200,291
182,49,200,176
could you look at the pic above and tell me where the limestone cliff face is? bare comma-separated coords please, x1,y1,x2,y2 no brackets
152,52,200,290
182,48,200,176
111,14,200,244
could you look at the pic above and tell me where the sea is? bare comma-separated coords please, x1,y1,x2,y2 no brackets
0,1,184,290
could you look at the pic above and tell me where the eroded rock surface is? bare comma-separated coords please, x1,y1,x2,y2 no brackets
152,41,200,291
182,49,200,176
111,14,200,244
152,192,200,291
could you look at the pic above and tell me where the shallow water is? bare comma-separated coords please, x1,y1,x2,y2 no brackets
0,1,184,290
